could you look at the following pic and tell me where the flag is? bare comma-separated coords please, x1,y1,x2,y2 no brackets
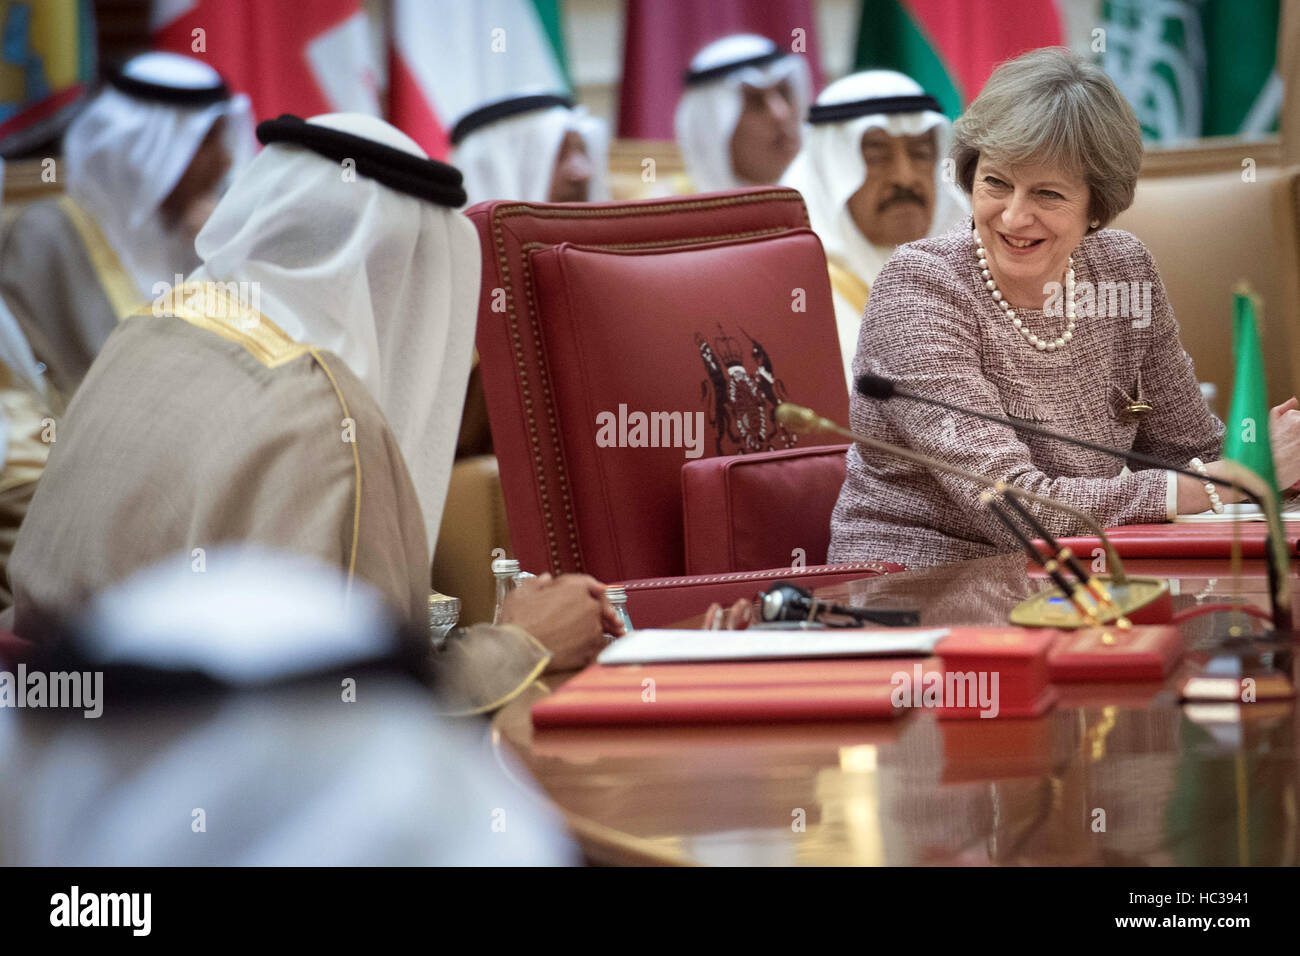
151,0,380,123
617,0,822,140
389,0,571,160
1223,286,1281,503
852,0,1065,120
853,0,1282,142
1098,0,1280,141
0,0,95,156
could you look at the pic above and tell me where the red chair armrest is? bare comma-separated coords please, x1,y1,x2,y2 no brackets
682,444,850,574
617,561,904,628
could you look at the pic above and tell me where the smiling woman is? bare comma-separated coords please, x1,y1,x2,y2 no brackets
828,47,1300,570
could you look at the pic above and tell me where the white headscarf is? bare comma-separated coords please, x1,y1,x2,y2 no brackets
782,70,969,286
0,546,577,866
452,95,610,205
0,159,47,397
674,34,812,193
62,52,256,297
84,545,397,682
190,113,480,559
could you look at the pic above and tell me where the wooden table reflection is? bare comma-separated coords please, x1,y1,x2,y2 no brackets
491,553,1300,866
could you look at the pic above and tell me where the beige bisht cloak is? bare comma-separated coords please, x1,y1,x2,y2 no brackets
9,284,548,714
0,196,137,403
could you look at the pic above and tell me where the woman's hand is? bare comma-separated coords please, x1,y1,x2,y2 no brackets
700,598,754,630
1270,397,1300,491
1177,400,1300,513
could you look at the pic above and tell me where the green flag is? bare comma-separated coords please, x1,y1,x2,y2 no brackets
1100,0,1281,142
851,0,964,119
1222,287,1280,502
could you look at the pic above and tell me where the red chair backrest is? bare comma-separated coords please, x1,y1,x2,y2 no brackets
468,189,849,581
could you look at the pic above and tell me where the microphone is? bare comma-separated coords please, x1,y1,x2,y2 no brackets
759,581,920,628
855,373,1293,635
774,402,1170,628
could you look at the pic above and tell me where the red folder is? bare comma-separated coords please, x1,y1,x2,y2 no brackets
533,626,1085,727
1055,521,1300,560
530,657,921,727
530,625,1191,727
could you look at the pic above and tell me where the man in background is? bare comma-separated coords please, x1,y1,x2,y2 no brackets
783,71,968,384
451,91,609,205
675,34,811,193
0,52,253,399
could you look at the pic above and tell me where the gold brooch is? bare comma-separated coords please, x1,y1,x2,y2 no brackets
1115,374,1151,418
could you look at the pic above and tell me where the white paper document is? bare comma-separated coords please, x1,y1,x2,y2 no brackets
596,628,950,665
1173,499,1300,523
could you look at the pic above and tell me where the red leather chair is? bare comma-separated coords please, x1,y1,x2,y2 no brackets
467,189,901,625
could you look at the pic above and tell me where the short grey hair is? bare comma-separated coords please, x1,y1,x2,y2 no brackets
951,48,1142,232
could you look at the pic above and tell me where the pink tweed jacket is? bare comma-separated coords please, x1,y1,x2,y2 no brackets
828,222,1224,568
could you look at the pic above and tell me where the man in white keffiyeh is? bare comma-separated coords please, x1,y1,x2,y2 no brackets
675,34,811,193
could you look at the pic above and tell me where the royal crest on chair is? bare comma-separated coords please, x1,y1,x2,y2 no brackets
697,324,798,456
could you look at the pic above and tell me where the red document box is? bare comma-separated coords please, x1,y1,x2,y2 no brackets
933,629,1057,719
530,657,930,727
1048,626,1183,682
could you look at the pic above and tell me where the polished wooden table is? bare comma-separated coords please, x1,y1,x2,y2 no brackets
491,552,1300,865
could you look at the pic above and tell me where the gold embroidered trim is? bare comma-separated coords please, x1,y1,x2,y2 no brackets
436,624,552,718
489,191,810,575
827,260,870,318
309,348,363,594
137,282,360,595
136,281,312,369
58,196,142,320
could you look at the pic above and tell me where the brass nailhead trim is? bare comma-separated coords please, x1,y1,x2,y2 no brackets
622,563,899,590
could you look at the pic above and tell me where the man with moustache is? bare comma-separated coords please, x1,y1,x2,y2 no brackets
783,71,968,384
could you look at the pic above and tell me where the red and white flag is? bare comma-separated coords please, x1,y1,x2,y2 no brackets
388,0,572,160
151,0,381,123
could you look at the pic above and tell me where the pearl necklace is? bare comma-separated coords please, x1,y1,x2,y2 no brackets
972,226,1075,352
